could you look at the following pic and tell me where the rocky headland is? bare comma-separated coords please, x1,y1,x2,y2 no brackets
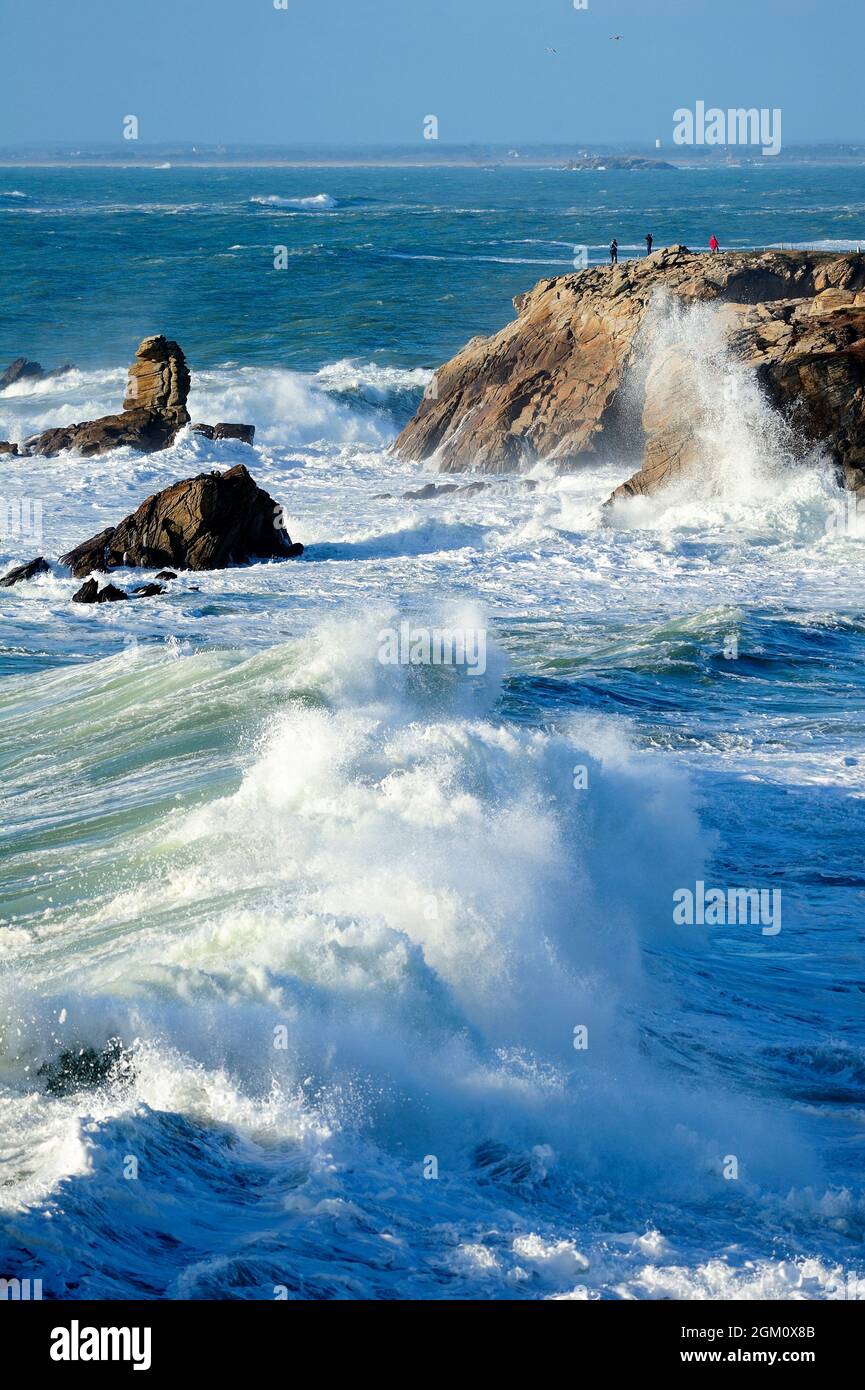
394,246,865,504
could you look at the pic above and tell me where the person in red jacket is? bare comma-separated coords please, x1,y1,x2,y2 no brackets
709,234,720,253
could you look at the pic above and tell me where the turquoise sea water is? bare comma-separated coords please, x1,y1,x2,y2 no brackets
1,164,864,1300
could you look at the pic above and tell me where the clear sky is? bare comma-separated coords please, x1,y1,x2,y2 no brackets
0,0,860,148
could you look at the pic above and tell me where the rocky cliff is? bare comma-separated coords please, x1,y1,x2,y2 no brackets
394,247,865,501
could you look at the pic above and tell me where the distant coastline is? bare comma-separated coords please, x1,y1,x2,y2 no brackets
2,141,864,170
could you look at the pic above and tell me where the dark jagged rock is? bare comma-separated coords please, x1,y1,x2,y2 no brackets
404,482,460,499
0,358,75,391
97,584,129,603
394,248,865,498
62,464,302,575
23,336,190,458
61,527,116,578
0,441,20,455
38,1037,134,1096
72,578,128,603
24,409,182,460
1,358,44,389
193,422,256,445
155,569,178,581
131,583,166,597
0,556,49,586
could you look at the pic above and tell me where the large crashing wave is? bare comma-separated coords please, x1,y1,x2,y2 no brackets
605,296,846,541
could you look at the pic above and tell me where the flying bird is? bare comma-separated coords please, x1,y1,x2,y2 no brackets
547,46,558,55
610,35,624,41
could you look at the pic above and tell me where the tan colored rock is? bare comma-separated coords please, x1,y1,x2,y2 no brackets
23,335,192,458
396,246,865,503
123,335,190,421
808,289,857,315
395,248,865,475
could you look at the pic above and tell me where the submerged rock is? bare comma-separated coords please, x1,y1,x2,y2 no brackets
0,357,45,389
192,421,256,445
62,464,303,574
38,1037,134,1096
0,556,49,586
394,247,865,499
0,357,75,391
404,482,460,499
375,480,491,500
72,578,128,603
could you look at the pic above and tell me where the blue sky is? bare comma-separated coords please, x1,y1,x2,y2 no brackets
1,0,859,147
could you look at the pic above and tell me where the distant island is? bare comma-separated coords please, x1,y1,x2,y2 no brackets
563,155,676,171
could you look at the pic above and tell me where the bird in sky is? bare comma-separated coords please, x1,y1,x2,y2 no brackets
610,35,624,41
547,46,558,55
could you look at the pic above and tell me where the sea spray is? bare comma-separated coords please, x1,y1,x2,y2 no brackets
604,295,844,549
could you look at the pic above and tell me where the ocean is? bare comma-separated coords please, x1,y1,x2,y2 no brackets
1,163,864,1300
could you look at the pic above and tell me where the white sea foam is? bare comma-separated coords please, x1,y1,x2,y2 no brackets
250,193,339,211
604,296,843,538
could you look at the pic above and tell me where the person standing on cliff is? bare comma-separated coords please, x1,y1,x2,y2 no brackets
709,234,720,253
645,233,653,255
610,239,618,265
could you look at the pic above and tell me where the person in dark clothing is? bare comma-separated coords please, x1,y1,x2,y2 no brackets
645,233,653,255
610,239,618,265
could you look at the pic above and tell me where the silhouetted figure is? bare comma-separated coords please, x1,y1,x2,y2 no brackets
610,239,618,265
645,233,653,255
709,234,720,253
